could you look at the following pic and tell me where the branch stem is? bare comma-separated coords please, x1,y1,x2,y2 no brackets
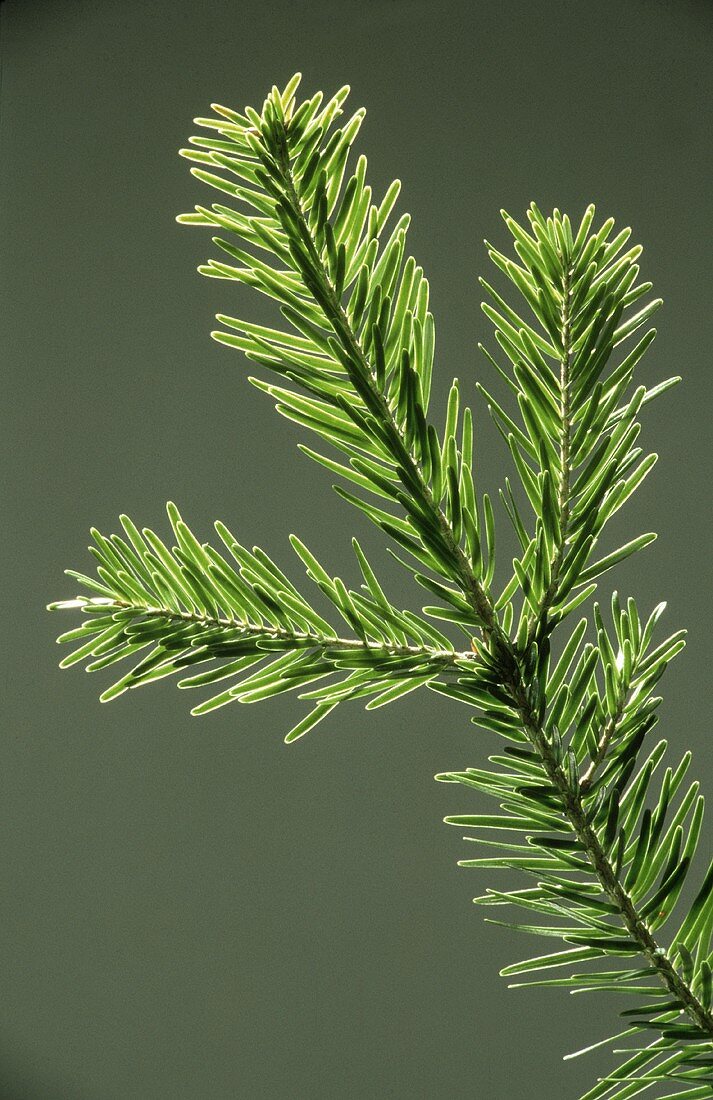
526,255,573,647
98,597,473,665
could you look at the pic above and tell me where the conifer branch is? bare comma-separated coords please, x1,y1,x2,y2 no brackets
48,76,710,1096
269,120,502,640
505,668,713,1039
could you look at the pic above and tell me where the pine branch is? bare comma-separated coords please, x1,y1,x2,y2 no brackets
440,199,711,1092
48,75,711,1096
269,123,501,638
49,503,469,739
507,673,713,1038
179,78,506,642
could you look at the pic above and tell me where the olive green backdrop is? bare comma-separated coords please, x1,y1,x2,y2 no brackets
2,1,712,1096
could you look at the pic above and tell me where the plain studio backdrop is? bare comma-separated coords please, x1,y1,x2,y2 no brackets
1,1,712,1097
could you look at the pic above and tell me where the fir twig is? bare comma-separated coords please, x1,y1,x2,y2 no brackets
48,76,709,1097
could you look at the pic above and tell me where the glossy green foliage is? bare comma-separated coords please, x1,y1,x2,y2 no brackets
438,596,709,1095
480,202,672,645
49,76,711,1096
48,503,465,741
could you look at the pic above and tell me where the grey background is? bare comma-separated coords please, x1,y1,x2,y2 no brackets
2,0,712,1096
